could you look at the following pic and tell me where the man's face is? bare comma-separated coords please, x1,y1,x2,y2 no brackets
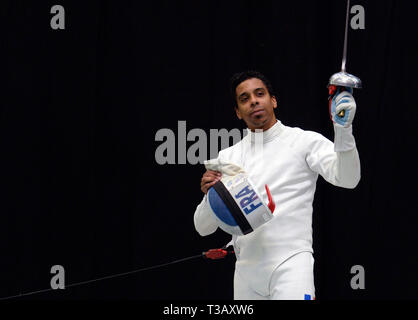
234,78,277,131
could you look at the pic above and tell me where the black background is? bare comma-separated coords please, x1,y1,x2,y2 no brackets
1,0,417,301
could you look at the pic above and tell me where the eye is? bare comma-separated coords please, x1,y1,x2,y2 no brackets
240,96,248,102
256,90,265,96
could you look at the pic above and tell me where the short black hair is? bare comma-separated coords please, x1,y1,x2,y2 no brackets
230,70,275,108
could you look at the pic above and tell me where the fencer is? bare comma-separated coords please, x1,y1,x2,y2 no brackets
193,70,360,300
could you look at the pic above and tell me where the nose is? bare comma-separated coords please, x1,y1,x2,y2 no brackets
249,94,259,107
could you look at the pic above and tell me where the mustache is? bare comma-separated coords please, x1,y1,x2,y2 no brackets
250,108,265,114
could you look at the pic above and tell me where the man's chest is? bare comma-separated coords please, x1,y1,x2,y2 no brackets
224,141,315,193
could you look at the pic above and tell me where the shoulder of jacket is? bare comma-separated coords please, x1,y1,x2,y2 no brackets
287,125,325,139
218,139,244,158
281,124,308,140
281,125,329,148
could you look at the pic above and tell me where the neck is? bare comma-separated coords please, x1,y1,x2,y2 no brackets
246,119,283,144
248,117,277,132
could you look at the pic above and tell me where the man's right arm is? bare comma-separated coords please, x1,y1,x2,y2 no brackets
193,167,223,236
193,194,219,236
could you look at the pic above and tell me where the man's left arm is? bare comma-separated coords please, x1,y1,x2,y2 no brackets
305,91,361,189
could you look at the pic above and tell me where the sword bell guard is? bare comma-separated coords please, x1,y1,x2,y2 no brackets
328,71,362,89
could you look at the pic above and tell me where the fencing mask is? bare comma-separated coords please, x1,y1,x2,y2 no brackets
205,159,276,236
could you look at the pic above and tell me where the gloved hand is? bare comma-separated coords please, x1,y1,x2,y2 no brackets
329,87,357,127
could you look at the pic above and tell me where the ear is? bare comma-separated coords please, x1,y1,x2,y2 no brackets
235,107,242,120
272,96,278,109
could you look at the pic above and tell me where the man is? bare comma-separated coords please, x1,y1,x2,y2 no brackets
193,70,360,300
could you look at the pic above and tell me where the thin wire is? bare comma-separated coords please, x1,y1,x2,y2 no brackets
0,253,204,301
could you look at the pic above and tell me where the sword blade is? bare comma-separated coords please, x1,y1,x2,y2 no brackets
341,0,350,72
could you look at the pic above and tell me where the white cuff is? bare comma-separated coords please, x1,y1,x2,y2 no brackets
333,124,356,152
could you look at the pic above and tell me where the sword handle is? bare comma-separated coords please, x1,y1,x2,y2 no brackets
337,86,351,117
329,85,349,118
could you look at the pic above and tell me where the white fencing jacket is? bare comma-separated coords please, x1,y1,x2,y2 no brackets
193,120,360,295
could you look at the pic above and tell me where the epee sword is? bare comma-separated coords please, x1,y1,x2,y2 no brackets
328,0,362,118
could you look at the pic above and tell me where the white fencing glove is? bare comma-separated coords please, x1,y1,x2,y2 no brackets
329,87,357,127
